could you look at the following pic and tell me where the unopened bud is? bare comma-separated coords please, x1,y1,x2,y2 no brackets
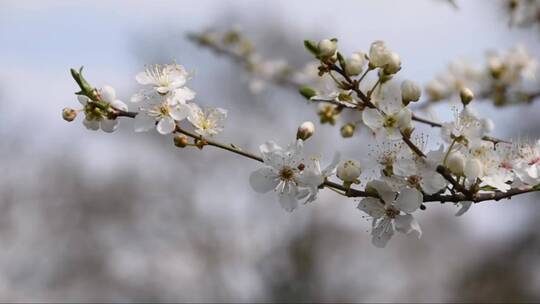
299,86,317,100
340,123,355,138
464,158,483,181
460,87,474,105
173,135,189,148
337,160,361,182
345,52,366,76
62,108,77,122
383,52,401,75
318,39,337,58
296,121,315,141
401,80,421,104
446,151,466,176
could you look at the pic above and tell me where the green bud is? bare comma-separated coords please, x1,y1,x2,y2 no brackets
340,123,355,138
299,86,317,100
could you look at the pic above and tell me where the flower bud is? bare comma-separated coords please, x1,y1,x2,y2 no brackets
383,52,401,75
345,52,366,76
459,87,474,105
318,39,337,58
62,108,77,122
340,123,356,138
173,135,189,148
464,157,483,181
296,121,315,141
299,86,317,100
401,80,421,104
368,40,388,68
337,160,361,182
446,151,466,176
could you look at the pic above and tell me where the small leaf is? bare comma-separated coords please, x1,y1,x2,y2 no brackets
303,40,320,57
299,86,317,100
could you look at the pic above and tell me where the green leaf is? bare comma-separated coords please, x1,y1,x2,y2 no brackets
303,40,319,57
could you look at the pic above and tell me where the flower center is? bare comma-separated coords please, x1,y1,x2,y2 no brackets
383,115,398,128
407,175,422,187
385,206,400,219
279,166,295,181
159,105,170,116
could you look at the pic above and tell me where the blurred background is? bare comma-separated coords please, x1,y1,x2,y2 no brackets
1,0,540,302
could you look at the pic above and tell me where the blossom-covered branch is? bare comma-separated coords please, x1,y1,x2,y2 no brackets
62,35,540,247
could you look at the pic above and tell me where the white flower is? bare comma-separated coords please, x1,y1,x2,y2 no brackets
401,80,421,103
513,140,540,185
358,180,423,248
336,159,361,183
393,145,448,195
469,142,513,191
362,98,412,140
134,95,191,135
249,140,306,212
299,153,341,204
135,63,190,95
187,103,227,137
345,52,366,76
384,52,401,75
246,56,288,93
79,85,128,133
441,107,485,147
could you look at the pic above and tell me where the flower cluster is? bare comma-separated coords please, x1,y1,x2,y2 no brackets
425,45,539,106
63,35,540,249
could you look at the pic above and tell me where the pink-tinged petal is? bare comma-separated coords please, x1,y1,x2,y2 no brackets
357,198,386,219
394,188,422,213
371,217,394,248
156,117,176,135
100,119,118,133
249,167,279,193
395,214,422,238
455,201,472,216
134,114,155,132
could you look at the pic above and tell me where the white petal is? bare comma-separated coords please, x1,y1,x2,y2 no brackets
362,108,384,131
368,180,396,205
134,113,155,132
169,104,190,121
371,218,394,248
135,72,153,85
110,99,128,111
357,198,386,219
394,188,422,213
100,119,118,133
100,85,116,103
156,117,176,134
278,191,299,212
395,214,422,238
156,86,170,94
83,118,99,131
249,167,279,193
78,95,89,105
174,87,196,102
455,201,472,216
420,171,448,195
322,152,341,176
